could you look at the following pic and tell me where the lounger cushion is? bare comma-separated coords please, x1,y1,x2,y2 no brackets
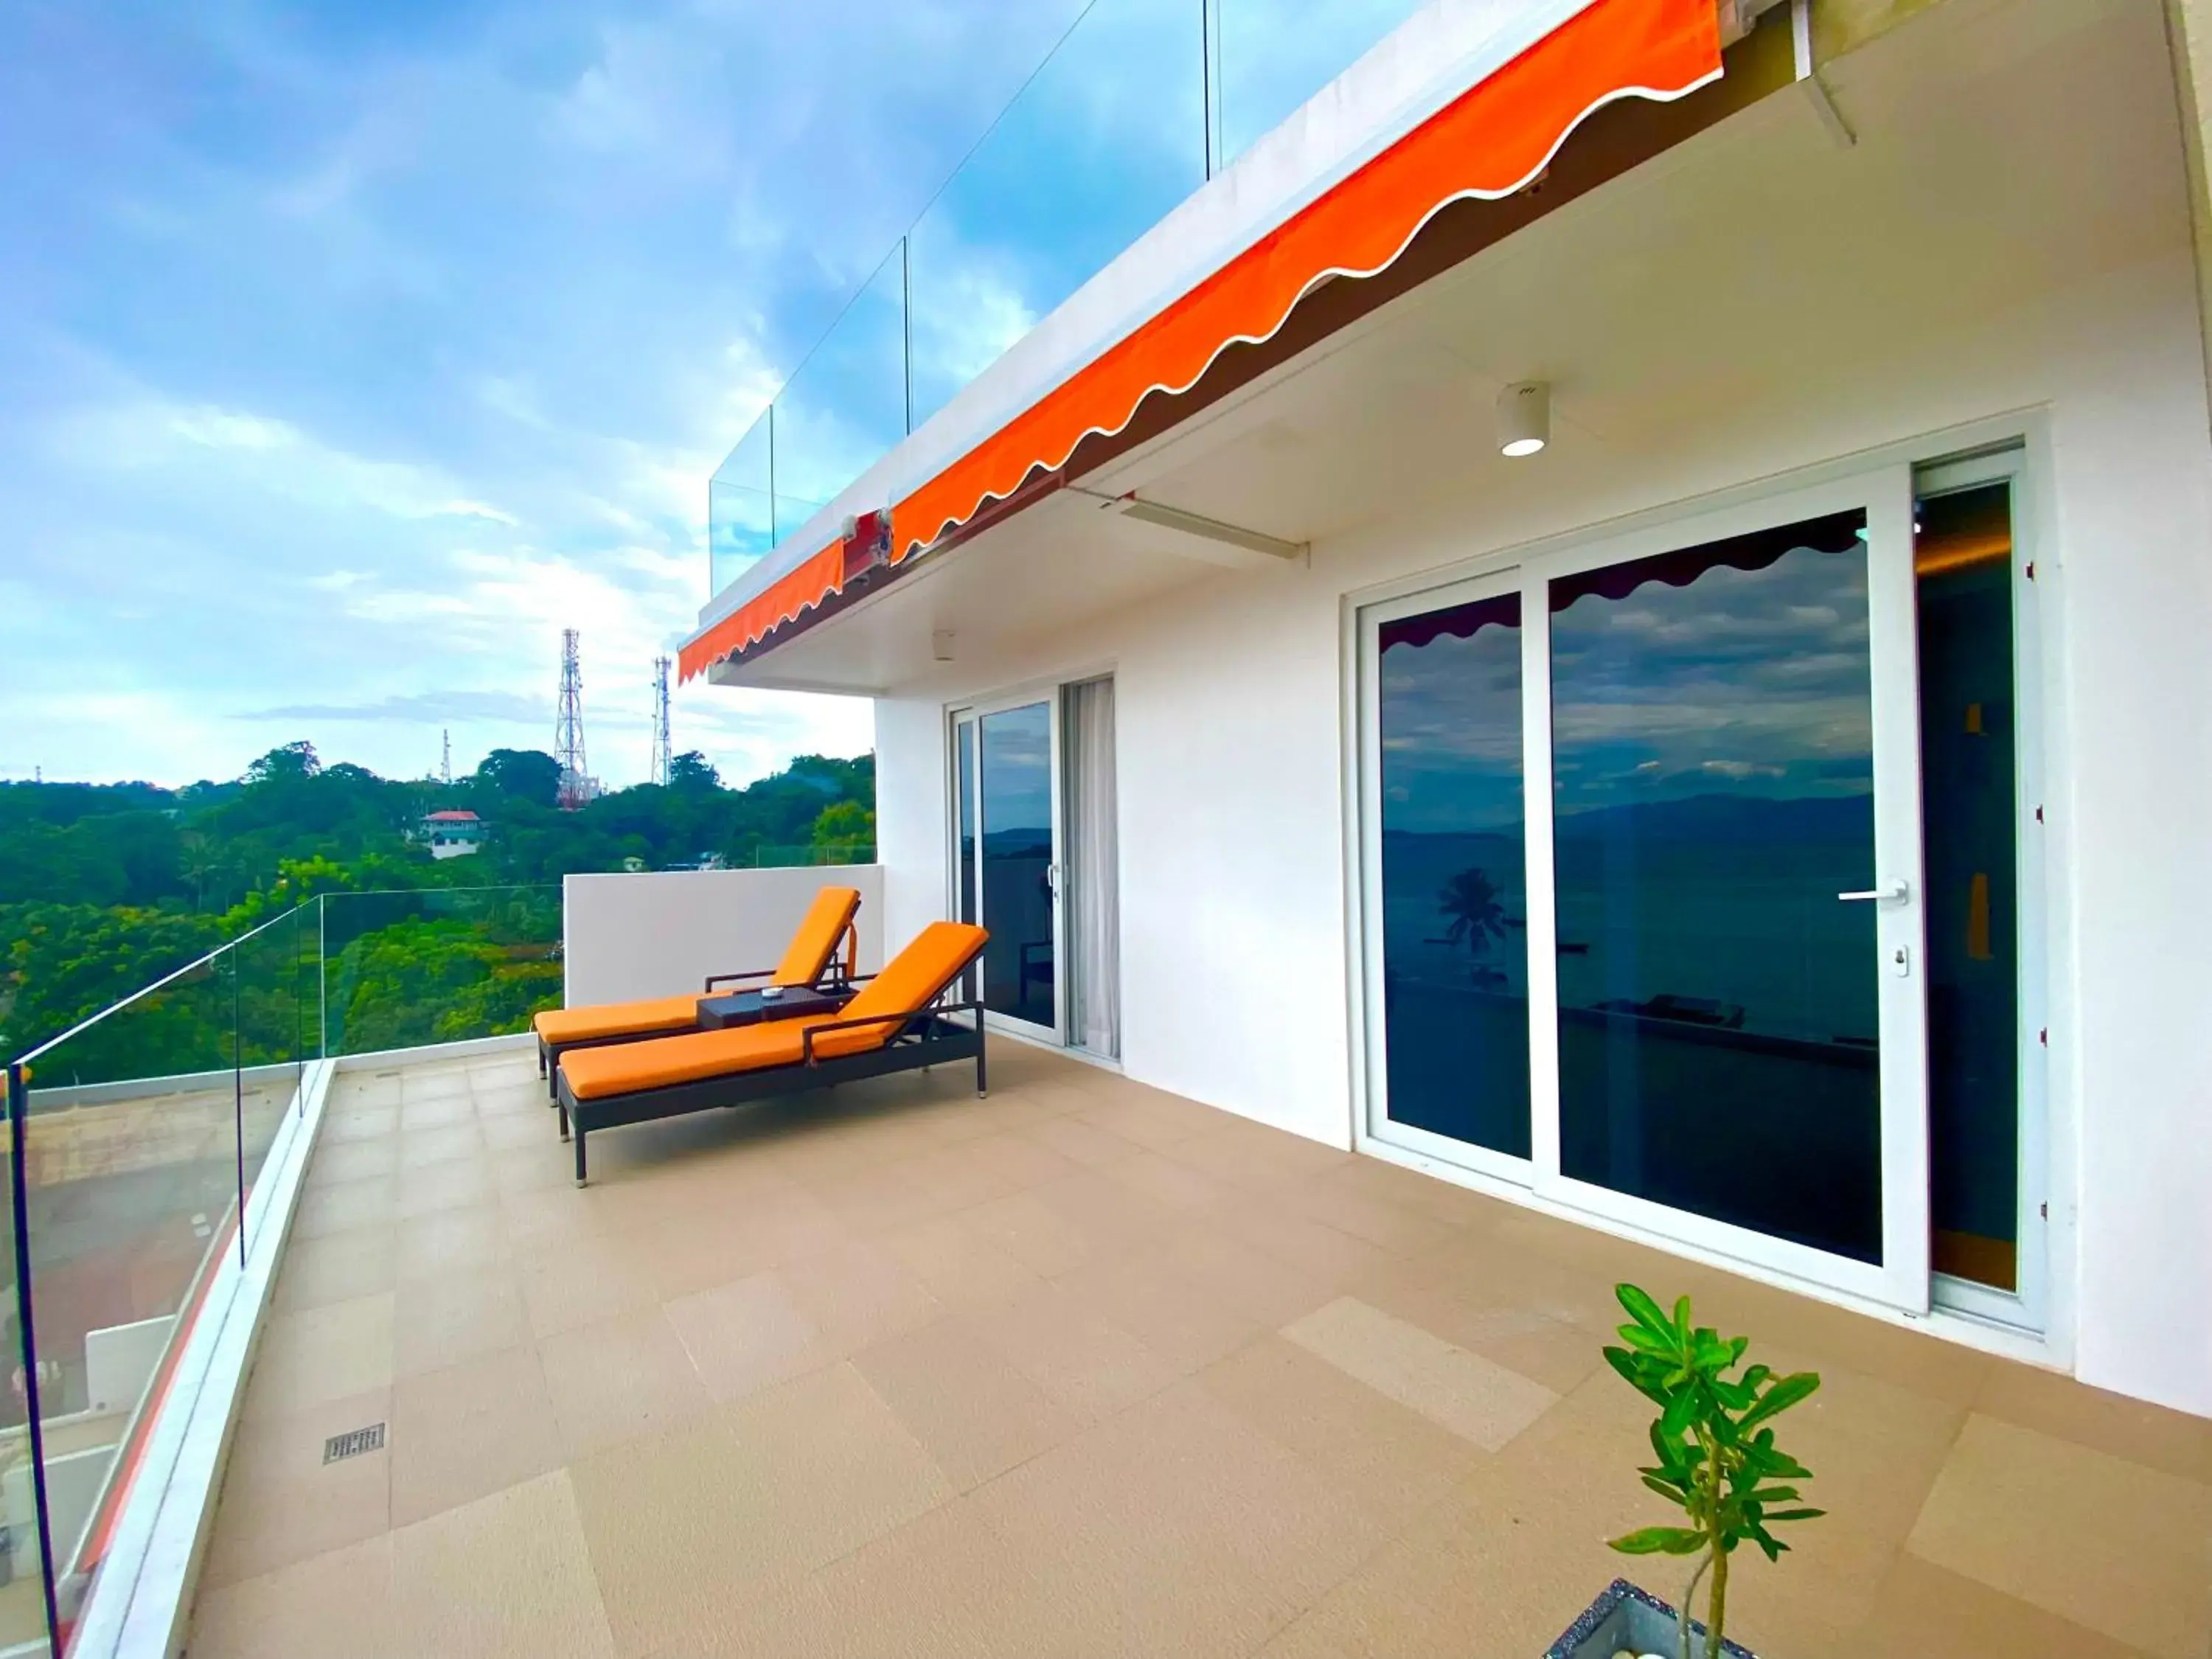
533,995,703,1047
532,885,860,1049
771,886,862,987
558,921,987,1099
816,921,987,1057
560,1015,839,1099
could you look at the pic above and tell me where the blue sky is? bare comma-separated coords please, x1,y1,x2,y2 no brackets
0,0,1102,789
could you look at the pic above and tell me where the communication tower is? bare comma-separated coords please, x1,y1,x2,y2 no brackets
650,656,673,787
555,630,597,809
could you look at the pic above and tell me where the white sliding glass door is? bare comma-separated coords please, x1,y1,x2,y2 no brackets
1360,470,1932,1309
952,697,1065,1040
1913,448,2046,1331
1357,573,1537,1185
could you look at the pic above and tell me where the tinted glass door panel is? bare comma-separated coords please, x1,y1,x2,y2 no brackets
1548,512,1885,1262
956,718,978,926
978,702,1057,1028
1916,481,2023,1291
1375,593,1531,1159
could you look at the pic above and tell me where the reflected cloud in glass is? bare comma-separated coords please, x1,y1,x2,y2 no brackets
1548,515,1884,1263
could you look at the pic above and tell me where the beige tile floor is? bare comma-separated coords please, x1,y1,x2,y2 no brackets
186,1043,2212,1659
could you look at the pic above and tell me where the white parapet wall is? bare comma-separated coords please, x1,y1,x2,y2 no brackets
561,866,886,1007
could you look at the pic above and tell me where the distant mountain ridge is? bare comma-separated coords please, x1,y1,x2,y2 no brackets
1385,790,1873,845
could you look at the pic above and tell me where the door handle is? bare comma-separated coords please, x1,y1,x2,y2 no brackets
1837,879,1910,903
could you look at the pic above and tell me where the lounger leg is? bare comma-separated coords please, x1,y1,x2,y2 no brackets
574,1127,588,1189
975,1040,987,1100
558,1100,570,1142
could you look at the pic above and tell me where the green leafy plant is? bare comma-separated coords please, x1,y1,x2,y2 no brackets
1603,1284,1824,1659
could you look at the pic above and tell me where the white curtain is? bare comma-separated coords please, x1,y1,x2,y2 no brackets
1065,678,1121,1058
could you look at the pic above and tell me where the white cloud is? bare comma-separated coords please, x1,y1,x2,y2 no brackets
0,0,1105,790
168,406,293,451
54,395,526,529
434,498,522,526
238,690,552,726
908,257,1040,396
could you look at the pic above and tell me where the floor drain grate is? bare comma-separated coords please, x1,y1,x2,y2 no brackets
323,1423,386,1464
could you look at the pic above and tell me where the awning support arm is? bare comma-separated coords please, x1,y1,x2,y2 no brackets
1069,487,1309,567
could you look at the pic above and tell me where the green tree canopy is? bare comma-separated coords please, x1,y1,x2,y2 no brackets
668,751,720,791
246,740,322,785
810,799,875,849
4,742,876,1062
473,748,563,807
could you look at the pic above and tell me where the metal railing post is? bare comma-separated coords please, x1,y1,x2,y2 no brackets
318,894,328,1061
296,907,307,1117
232,948,246,1267
7,1062,63,1646
1202,0,1223,179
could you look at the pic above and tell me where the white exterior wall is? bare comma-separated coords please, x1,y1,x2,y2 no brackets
2048,282,2212,1418
875,232,2212,1414
562,866,884,1008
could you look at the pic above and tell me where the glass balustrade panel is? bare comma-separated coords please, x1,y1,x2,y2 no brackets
770,242,909,547
8,945,244,1647
233,907,310,1209
908,0,1206,434
320,888,562,1058
1217,0,1430,167
709,415,776,597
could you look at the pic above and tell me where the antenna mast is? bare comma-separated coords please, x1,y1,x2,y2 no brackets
651,656,673,786
555,629,594,809
440,728,452,785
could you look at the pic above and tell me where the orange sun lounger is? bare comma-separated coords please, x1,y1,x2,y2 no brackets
531,884,861,1097
554,921,987,1185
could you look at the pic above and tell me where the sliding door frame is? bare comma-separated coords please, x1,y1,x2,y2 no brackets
1356,564,1535,1188
1914,444,2050,1335
1354,465,1933,1312
947,691,1067,1045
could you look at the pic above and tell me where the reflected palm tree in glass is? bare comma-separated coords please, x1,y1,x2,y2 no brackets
1436,867,1511,987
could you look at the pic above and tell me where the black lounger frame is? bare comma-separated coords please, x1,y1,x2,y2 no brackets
535,951,858,1100
554,993,986,1186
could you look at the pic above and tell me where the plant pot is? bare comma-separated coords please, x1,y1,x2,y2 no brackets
1544,1579,1759,1658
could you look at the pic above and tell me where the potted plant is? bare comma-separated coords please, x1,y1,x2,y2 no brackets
1545,1284,1825,1659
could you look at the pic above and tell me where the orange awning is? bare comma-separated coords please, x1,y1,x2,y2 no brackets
682,0,1722,682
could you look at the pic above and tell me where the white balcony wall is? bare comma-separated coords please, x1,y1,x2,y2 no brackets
562,866,885,1007
872,0,2212,1416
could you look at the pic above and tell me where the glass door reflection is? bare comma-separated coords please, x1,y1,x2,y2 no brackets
1548,512,1887,1263
977,702,1059,1033
1916,473,2030,1301
1373,591,1532,1161
956,718,978,927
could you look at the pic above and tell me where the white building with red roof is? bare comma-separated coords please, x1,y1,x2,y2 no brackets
420,807,484,859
